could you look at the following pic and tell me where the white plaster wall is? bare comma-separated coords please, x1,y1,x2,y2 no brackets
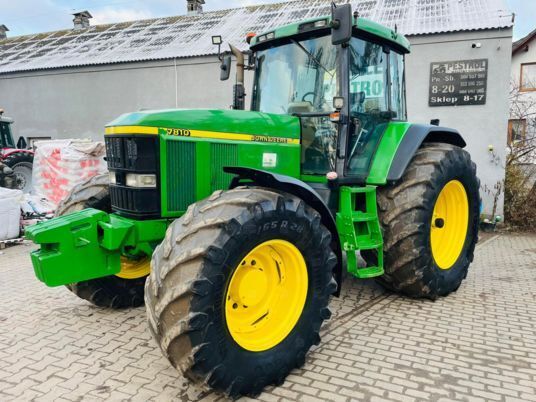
405,28,513,216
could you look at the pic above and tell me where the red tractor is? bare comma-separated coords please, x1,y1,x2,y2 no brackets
0,109,33,192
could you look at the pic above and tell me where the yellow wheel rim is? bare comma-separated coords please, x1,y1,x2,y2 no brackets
225,239,308,352
430,180,469,270
115,256,151,279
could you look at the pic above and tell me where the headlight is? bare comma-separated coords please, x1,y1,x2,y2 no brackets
126,173,157,188
109,171,116,184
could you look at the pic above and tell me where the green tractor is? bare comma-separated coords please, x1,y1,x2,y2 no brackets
27,4,479,398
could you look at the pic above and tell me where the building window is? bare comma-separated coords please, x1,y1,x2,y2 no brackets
520,63,536,91
508,119,527,145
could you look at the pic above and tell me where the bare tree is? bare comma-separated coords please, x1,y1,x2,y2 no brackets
504,80,536,230
507,80,536,166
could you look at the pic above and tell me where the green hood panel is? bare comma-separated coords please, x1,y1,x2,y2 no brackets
107,109,301,139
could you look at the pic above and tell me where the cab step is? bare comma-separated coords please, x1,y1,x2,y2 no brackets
336,186,384,279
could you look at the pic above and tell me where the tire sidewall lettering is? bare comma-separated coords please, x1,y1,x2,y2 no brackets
257,220,304,234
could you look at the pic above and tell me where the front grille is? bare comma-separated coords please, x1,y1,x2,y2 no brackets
109,186,160,217
105,136,158,172
105,135,160,218
210,143,237,192
166,140,196,212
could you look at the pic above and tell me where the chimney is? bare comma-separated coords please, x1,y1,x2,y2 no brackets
187,0,205,16
73,11,93,30
0,25,9,40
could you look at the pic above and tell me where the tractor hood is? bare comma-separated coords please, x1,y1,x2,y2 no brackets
106,109,301,142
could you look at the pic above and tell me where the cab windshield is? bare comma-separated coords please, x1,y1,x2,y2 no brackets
252,35,339,114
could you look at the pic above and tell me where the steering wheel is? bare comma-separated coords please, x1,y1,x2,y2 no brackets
301,92,315,102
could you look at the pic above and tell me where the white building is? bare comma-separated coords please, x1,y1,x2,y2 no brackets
510,28,536,146
0,0,514,214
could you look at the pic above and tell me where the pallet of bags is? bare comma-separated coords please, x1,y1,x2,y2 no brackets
32,139,107,208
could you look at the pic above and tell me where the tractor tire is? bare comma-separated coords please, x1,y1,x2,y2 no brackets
146,187,337,398
366,143,479,299
3,151,33,192
55,173,111,216
56,173,147,309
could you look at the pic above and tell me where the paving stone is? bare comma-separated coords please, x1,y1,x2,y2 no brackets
1,234,535,401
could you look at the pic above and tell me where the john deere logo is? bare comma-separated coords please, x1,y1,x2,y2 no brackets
252,136,291,143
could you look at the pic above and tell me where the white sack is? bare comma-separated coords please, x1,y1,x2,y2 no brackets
0,187,23,240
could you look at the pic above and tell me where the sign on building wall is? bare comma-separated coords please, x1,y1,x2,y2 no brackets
429,59,488,107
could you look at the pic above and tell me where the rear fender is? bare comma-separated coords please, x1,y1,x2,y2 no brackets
367,124,466,185
2,148,34,158
224,166,343,296
387,124,465,184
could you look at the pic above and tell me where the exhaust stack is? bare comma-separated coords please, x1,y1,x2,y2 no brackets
229,44,245,110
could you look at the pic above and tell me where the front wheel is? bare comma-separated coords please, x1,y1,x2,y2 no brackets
56,174,149,308
145,187,337,398
370,143,480,299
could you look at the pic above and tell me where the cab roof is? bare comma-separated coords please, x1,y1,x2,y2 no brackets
250,15,410,54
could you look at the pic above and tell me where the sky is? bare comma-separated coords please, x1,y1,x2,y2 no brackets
0,0,534,40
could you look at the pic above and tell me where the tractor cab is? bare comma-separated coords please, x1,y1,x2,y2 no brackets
234,4,409,183
0,110,16,150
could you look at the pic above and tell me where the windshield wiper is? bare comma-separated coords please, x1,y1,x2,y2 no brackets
291,39,334,77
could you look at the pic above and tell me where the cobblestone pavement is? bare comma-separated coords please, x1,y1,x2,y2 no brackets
1,233,536,401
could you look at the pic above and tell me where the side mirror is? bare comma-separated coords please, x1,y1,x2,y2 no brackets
220,55,231,81
331,3,353,45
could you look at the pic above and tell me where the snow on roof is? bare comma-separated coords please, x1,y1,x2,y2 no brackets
0,0,512,75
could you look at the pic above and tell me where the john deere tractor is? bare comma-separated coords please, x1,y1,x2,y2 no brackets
27,4,479,398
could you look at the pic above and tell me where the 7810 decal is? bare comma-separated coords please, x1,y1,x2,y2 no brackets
164,128,191,136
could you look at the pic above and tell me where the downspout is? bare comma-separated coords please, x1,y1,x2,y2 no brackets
229,44,245,110
174,57,178,108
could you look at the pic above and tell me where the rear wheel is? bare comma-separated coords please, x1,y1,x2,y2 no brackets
56,174,149,308
145,187,336,397
3,151,33,192
366,143,479,299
